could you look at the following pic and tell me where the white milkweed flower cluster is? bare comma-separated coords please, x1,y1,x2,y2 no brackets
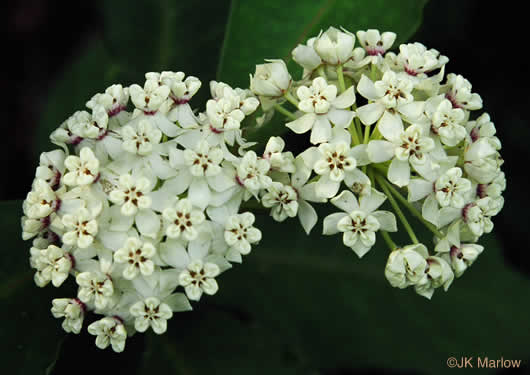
22,26,505,351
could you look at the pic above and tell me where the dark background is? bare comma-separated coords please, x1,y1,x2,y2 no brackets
5,1,529,374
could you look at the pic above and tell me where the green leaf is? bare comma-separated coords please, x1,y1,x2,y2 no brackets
0,201,66,375
138,213,529,374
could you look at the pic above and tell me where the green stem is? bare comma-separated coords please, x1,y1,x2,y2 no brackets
363,124,371,144
370,63,378,81
273,103,297,120
336,65,346,93
317,65,327,79
284,91,299,108
380,176,444,238
380,230,398,251
348,121,361,145
375,174,419,244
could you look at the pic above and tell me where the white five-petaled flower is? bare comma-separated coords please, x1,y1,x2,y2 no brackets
292,37,322,75
313,26,355,65
62,207,99,248
323,189,397,257
356,71,424,129
235,151,272,195
87,316,127,353
30,244,72,287
129,297,173,334
63,147,100,186
286,77,355,144
262,136,295,173
414,255,454,299
76,271,114,310
23,178,60,219
408,161,472,227
423,95,467,146
109,174,153,216
300,130,365,199
384,244,429,289
179,259,220,301
51,298,85,334
224,212,262,255
446,244,484,278
86,84,129,119
388,42,448,77
368,123,436,187
167,140,234,210
162,198,205,241
114,237,156,279
130,79,170,113
121,119,162,156
250,59,291,97
261,182,299,222
441,73,482,111
35,149,65,189
356,29,396,57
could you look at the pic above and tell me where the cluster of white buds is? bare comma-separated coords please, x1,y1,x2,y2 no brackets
22,26,505,352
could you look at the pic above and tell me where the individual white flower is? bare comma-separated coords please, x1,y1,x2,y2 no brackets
167,140,234,210
148,71,201,128
179,259,220,301
129,297,174,334
206,94,244,133
224,212,262,255
35,149,65,189
162,198,205,241
414,255,454,299
114,237,156,279
61,207,99,248
63,147,100,186
86,84,130,120
434,167,472,208
323,189,397,257
51,298,85,334
313,26,355,65
108,174,153,216
87,316,127,352
55,107,109,142
367,123,436,187
286,77,355,144
463,137,502,184
466,112,501,150
292,37,322,75
408,162,472,227
356,71,423,128
476,171,506,208
235,151,272,196
23,179,61,219
356,29,396,57
30,244,73,287
301,130,366,198
462,197,496,237
129,79,170,114
262,136,295,173
211,81,260,116
446,244,484,277
441,73,482,110
388,42,448,77
261,182,299,222
121,119,162,156
110,119,175,180
424,95,467,146
76,271,114,310
250,59,291,97
384,244,429,288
